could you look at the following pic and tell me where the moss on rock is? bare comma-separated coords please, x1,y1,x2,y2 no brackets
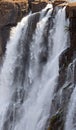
48,109,64,130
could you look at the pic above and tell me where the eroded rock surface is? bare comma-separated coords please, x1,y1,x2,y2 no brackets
47,3,76,129
0,0,28,57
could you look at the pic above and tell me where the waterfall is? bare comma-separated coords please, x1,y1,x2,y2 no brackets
64,59,76,130
69,0,76,2
0,14,30,130
0,5,69,130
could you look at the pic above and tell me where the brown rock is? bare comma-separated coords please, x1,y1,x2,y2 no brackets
53,0,67,6
66,2,76,18
0,0,49,58
31,1,48,13
0,0,28,57
66,2,76,50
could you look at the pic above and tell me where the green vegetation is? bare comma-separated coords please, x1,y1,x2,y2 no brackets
48,109,64,130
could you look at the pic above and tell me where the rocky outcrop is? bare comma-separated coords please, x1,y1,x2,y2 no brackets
0,0,49,59
29,1,48,13
0,0,76,57
0,1,76,129
48,109,64,130
66,2,76,49
53,0,68,6
47,2,76,130
0,0,68,59
0,0,28,58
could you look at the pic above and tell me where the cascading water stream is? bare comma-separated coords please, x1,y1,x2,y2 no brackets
0,14,30,130
13,8,68,130
64,85,76,130
64,59,76,130
69,0,76,2
0,4,69,130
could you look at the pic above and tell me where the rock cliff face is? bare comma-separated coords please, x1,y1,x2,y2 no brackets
0,1,76,130
0,0,48,59
47,3,76,130
0,0,28,58
29,1,48,13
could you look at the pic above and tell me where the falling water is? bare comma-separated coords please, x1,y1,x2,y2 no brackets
0,14,30,130
64,59,76,130
0,5,69,130
69,0,76,2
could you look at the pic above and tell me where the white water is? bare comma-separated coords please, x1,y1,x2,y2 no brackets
69,0,76,2
29,7,53,82
65,86,76,130
0,15,30,129
0,5,69,130
64,60,76,130
40,4,53,19
14,7,68,130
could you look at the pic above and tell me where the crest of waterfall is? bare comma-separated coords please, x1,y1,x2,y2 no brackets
69,0,76,2
64,59,76,130
0,4,69,130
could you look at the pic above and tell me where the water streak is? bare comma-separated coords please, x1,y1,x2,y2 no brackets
64,59,76,130
0,5,69,130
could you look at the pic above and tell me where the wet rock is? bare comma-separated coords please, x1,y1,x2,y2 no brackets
66,2,76,18
48,82,75,130
48,109,64,130
48,4,76,128
0,1,28,57
31,1,48,13
0,1,76,129
53,0,67,7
